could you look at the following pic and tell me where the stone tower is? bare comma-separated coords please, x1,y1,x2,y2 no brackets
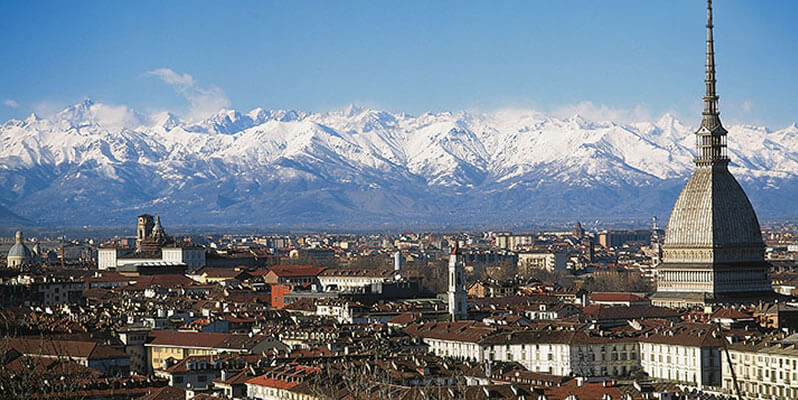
136,214,155,250
393,251,403,280
650,216,662,267
448,242,467,321
652,0,772,307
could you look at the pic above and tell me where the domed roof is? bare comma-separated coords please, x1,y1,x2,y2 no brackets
8,231,33,259
664,165,763,250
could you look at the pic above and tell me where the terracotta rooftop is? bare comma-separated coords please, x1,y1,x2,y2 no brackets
147,330,265,351
590,292,649,303
198,267,245,279
638,322,726,348
134,385,186,400
580,305,681,322
712,307,753,320
268,265,326,277
245,364,319,390
8,338,129,360
120,274,196,291
404,321,502,343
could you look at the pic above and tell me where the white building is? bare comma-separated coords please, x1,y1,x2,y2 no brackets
494,234,535,251
317,268,394,292
638,323,724,389
314,299,365,324
723,335,798,400
161,246,205,269
406,322,639,378
245,365,317,400
517,250,567,273
98,245,205,270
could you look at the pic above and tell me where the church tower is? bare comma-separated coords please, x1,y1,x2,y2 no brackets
448,242,467,321
136,214,155,250
650,216,662,267
653,0,772,307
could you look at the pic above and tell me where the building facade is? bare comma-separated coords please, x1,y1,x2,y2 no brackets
724,336,798,400
517,251,567,273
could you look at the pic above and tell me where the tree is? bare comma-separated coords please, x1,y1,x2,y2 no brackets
485,259,517,282
582,271,653,293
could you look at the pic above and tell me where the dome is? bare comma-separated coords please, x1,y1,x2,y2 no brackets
663,165,764,260
8,231,33,259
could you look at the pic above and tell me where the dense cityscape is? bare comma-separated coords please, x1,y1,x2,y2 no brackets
2,1,797,400
6,213,798,400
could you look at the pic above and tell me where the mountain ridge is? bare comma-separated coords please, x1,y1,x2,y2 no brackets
1,100,797,227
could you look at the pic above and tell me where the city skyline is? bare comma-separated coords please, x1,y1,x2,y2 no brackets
3,2,798,399
1,1,797,128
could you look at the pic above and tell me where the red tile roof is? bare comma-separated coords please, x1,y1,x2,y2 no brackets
8,338,129,360
590,292,649,303
712,307,753,320
135,385,186,400
147,330,265,350
245,375,299,390
543,381,624,400
245,365,319,390
120,274,196,291
267,265,326,277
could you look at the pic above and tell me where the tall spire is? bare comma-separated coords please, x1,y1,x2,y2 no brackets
695,0,728,165
703,0,718,116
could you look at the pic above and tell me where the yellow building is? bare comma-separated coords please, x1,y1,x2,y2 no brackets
145,330,286,373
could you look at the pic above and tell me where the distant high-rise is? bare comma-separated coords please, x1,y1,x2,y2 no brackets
652,0,772,307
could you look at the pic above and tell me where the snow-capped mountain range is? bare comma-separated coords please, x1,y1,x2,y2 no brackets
1,99,797,227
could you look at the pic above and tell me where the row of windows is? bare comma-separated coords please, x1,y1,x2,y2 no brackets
732,380,797,399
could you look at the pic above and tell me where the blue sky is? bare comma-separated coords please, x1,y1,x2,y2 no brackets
1,0,796,127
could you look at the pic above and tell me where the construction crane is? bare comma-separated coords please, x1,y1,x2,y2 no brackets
716,322,744,400
59,240,88,268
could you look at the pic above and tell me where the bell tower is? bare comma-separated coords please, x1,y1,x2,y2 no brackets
448,242,467,321
136,214,154,250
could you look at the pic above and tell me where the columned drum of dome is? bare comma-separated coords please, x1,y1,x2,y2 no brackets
652,0,773,307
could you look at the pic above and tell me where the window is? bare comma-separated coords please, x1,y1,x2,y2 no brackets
174,376,183,384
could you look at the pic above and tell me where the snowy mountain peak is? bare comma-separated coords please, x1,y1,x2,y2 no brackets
151,111,181,131
0,102,796,226
25,113,41,124
247,107,268,123
656,113,680,128
55,99,98,127
567,114,596,130
344,103,364,117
